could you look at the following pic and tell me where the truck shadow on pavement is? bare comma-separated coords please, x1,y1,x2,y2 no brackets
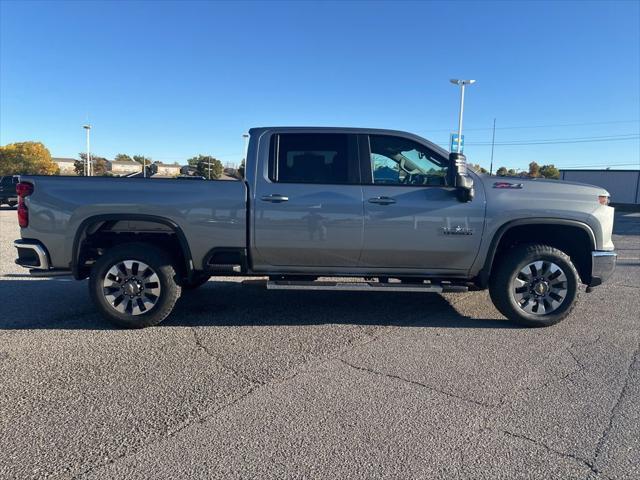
0,278,518,330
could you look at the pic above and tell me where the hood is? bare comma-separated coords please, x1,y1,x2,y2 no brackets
474,173,610,197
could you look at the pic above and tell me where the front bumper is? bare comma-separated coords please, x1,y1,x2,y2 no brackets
589,251,617,287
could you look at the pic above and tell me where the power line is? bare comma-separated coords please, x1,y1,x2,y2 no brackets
467,134,639,146
419,119,640,133
558,163,640,168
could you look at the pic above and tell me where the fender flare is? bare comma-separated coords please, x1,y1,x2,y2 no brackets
71,214,194,279
477,218,596,287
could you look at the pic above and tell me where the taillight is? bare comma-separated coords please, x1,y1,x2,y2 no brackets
16,182,34,228
598,195,610,206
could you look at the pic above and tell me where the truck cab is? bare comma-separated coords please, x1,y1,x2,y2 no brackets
246,127,484,276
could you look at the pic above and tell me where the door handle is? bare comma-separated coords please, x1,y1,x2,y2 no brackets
368,196,396,205
261,194,289,203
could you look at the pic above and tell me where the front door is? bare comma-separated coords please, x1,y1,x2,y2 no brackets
253,132,364,268
360,134,484,273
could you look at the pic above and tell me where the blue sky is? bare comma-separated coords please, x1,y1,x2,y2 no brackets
1,0,639,171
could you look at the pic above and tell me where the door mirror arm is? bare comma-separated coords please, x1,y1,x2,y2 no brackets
448,152,474,202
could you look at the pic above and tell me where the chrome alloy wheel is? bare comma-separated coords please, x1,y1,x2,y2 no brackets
512,260,568,315
102,260,161,316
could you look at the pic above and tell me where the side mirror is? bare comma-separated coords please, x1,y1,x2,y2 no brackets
449,152,474,202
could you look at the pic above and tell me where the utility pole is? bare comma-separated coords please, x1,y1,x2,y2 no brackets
83,124,92,176
489,118,496,175
449,79,476,153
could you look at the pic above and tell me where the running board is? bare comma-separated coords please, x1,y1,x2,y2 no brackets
207,263,242,273
266,280,468,293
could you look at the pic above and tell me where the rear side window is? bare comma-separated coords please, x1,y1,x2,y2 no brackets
268,133,359,184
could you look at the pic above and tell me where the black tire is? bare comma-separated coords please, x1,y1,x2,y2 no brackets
179,273,210,290
489,244,580,327
89,243,181,328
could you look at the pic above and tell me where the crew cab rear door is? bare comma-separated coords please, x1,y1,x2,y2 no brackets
251,131,364,269
360,133,485,273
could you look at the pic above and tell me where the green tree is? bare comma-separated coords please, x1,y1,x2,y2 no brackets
496,166,508,176
237,158,245,178
187,155,223,179
528,161,541,178
74,153,110,176
539,164,560,179
469,163,488,174
507,168,517,176
0,141,59,175
114,154,133,163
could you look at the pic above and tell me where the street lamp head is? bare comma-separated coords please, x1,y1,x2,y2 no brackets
83,124,91,130
450,79,476,86
242,133,249,138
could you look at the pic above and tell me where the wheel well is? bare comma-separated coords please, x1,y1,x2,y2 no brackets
488,223,593,284
74,218,191,279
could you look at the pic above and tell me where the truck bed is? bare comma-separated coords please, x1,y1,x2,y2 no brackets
18,176,247,270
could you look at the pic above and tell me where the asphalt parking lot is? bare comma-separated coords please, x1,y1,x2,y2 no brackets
0,207,638,480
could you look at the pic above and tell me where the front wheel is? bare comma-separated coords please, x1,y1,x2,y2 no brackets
89,243,181,328
489,244,580,327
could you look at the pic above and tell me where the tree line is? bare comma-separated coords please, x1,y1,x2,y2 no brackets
470,162,560,179
0,141,225,179
1,141,560,180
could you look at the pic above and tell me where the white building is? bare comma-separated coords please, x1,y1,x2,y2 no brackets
153,163,181,177
560,169,640,205
109,159,142,176
52,157,77,175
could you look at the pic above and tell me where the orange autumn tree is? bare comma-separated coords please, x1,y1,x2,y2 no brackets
0,141,59,175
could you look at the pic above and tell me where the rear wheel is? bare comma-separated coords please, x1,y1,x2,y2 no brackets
489,244,580,327
89,243,181,328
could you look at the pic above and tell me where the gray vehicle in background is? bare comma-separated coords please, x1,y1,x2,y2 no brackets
14,127,617,328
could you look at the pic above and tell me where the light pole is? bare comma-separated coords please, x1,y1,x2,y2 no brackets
83,124,91,176
449,79,475,153
489,118,496,175
242,133,249,168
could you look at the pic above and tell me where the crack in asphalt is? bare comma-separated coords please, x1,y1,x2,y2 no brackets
590,343,640,474
339,358,496,409
73,320,399,479
566,347,587,372
191,327,265,386
73,383,260,479
501,430,597,474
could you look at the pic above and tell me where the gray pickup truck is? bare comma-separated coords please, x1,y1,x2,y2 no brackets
14,127,617,328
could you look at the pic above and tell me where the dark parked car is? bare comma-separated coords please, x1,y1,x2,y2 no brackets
0,175,18,207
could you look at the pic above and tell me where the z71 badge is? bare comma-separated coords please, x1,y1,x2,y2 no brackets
442,225,474,236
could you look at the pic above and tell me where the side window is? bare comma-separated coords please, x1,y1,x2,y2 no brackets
369,135,448,186
269,133,358,184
